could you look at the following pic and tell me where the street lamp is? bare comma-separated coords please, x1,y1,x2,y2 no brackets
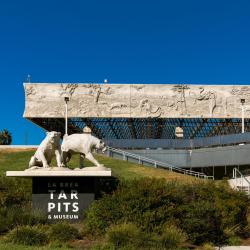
241,98,245,133
64,96,70,135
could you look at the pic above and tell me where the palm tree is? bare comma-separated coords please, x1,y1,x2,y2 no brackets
0,129,12,145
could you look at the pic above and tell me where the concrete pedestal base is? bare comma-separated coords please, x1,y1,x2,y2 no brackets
6,166,112,177
6,167,115,222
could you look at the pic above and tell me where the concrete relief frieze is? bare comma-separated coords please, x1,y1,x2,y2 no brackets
86,84,112,103
110,103,128,111
171,85,189,115
231,86,250,96
60,83,78,97
189,87,217,117
23,83,250,118
26,85,36,96
131,84,145,91
139,99,162,118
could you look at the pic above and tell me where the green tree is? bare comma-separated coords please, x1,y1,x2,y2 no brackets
0,129,12,145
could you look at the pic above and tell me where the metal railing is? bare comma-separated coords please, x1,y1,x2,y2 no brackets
232,168,250,195
105,146,214,180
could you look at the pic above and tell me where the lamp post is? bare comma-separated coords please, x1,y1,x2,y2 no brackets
64,96,70,135
241,98,245,134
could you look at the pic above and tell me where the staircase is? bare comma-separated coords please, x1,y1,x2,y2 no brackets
103,146,214,180
229,168,250,196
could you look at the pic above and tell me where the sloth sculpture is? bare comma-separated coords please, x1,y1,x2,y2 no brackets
61,133,106,168
29,131,62,168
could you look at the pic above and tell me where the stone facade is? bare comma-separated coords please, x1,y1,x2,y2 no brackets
23,83,250,118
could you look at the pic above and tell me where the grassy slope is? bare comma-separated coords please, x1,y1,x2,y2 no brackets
0,149,197,183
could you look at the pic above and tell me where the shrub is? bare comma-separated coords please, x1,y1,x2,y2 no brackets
0,207,47,234
85,178,249,245
91,242,116,250
197,243,215,250
180,200,224,244
180,182,249,244
226,236,241,245
0,129,12,145
5,225,48,246
105,223,186,250
106,222,144,248
49,222,80,242
86,178,182,234
0,177,31,207
156,225,187,249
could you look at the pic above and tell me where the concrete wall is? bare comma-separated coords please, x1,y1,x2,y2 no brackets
127,149,190,168
127,144,250,168
190,145,250,167
105,133,250,149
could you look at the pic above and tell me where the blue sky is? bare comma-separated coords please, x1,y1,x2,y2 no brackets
1,0,250,144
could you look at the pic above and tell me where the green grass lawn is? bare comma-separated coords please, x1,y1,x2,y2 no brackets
0,148,198,183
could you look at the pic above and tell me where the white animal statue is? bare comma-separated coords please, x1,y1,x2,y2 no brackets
61,133,106,168
29,131,62,168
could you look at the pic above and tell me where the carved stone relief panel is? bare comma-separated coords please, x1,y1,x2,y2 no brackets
23,83,250,118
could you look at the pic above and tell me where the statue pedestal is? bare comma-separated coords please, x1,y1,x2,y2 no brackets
6,168,114,222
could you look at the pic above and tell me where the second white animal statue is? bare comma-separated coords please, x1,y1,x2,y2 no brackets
61,133,106,168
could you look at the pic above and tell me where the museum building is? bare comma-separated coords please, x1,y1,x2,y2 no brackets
24,83,250,178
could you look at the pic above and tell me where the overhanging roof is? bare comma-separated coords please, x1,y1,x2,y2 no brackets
24,83,250,140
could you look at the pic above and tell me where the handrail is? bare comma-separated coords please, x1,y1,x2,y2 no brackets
106,146,214,180
232,168,250,195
